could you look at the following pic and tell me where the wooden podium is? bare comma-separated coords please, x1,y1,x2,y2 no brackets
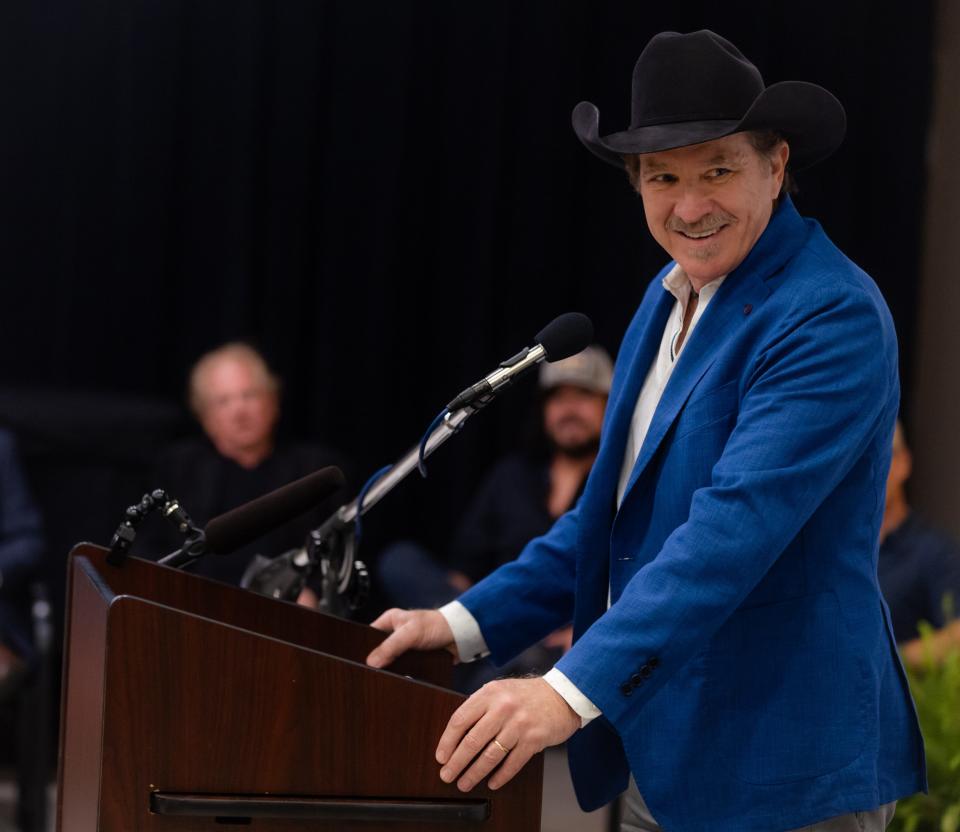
56,544,543,830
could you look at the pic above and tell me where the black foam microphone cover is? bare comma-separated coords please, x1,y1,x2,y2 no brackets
204,466,345,555
536,312,594,361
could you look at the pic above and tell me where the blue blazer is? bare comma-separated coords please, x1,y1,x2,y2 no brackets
458,198,925,831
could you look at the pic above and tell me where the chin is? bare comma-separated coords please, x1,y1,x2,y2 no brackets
554,437,601,459
679,260,730,285
230,434,266,450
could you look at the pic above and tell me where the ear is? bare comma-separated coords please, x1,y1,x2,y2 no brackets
769,141,790,198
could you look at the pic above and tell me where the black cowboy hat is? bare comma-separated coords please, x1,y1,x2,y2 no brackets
572,30,845,171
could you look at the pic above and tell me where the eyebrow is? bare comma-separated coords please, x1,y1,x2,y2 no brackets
705,151,744,166
641,150,744,173
640,158,668,172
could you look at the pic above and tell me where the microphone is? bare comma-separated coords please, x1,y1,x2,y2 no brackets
158,466,346,568
446,312,594,411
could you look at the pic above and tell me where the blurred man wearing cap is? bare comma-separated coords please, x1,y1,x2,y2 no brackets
378,345,612,678
367,30,922,831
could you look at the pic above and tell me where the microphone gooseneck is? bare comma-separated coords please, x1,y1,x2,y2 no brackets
106,488,203,566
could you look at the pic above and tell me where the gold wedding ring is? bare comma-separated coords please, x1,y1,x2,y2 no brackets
492,739,510,755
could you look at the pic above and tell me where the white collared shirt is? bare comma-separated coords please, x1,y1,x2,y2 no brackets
441,265,727,726
616,267,726,504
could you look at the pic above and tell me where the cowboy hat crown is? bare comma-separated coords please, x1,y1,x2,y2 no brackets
572,30,845,170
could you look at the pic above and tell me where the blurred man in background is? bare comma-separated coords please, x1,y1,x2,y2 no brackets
137,342,349,587
0,428,44,699
879,421,960,667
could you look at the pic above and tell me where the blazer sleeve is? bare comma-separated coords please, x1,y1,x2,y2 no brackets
554,281,898,729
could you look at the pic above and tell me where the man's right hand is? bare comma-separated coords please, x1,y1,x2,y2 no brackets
365,608,459,669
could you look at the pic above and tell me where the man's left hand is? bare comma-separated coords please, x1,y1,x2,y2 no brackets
436,677,581,792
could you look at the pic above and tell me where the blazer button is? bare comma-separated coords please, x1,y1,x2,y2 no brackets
620,683,633,696
640,666,652,679
648,657,660,668
630,673,644,686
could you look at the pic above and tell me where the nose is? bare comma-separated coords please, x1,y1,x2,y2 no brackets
672,185,714,225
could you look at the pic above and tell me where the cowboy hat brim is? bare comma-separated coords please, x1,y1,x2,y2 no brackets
573,81,846,171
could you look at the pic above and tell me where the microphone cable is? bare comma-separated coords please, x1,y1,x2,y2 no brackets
354,464,392,543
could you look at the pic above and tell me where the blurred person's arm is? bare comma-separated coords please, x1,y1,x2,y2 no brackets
0,431,44,593
901,618,960,669
448,467,505,585
449,457,545,585
900,535,960,669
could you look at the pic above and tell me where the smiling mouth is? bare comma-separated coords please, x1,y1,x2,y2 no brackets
676,224,727,240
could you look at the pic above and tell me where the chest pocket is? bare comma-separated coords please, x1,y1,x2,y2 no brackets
674,379,739,440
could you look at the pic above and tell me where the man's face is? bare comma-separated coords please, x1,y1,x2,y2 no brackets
196,357,279,459
543,385,606,458
636,132,788,286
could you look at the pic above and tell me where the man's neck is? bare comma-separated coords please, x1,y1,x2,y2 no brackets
547,452,595,518
216,440,274,470
879,498,911,544
674,291,699,355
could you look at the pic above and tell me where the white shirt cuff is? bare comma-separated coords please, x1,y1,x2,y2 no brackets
438,601,490,663
543,667,602,728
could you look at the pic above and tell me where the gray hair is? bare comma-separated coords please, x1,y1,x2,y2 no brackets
188,342,281,415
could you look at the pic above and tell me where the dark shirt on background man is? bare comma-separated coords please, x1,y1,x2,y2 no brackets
136,437,349,586
878,512,960,643
450,454,583,584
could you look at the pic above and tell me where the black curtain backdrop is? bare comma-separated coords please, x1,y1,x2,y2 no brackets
0,1,934,590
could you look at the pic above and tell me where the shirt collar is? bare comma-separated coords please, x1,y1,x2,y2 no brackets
661,264,727,306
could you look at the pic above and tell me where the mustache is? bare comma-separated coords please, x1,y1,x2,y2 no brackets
666,212,736,235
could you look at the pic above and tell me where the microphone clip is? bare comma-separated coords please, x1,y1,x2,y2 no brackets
107,489,203,567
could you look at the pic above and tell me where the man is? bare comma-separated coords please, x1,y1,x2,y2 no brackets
379,345,611,609
366,31,923,831
138,342,349,586
879,421,960,667
0,428,44,700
